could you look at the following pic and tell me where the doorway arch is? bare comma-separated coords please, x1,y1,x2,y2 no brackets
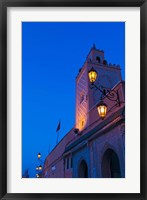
78,160,88,178
101,149,121,178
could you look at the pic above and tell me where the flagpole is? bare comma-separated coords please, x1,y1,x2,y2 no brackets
56,130,59,145
56,120,61,145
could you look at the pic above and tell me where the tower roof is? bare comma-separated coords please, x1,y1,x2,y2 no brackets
86,44,104,63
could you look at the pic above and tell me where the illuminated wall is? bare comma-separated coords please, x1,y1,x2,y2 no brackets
75,45,122,130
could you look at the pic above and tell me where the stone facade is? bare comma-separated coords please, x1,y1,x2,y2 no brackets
42,45,125,178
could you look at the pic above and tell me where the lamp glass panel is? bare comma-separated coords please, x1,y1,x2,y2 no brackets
38,154,41,158
97,104,107,119
88,70,97,83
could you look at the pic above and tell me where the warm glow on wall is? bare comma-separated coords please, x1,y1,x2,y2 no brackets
78,118,86,131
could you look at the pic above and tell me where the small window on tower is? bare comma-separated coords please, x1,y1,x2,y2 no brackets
96,56,101,63
81,120,84,128
79,118,85,130
80,91,85,104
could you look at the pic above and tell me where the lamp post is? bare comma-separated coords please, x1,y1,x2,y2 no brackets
36,152,51,178
36,153,45,178
88,67,121,119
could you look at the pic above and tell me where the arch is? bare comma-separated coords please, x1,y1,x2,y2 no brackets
103,60,107,65
96,56,101,63
101,148,121,178
78,159,88,178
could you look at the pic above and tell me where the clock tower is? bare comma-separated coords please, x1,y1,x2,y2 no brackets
75,44,122,131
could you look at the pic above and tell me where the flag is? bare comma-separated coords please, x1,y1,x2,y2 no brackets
56,121,61,132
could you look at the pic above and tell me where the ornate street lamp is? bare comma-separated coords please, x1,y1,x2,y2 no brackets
88,67,120,119
97,100,107,120
88,67,97,83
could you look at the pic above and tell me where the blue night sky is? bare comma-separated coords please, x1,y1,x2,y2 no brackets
22,22,125,178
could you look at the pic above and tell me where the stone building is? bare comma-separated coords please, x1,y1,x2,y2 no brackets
42,45,125,178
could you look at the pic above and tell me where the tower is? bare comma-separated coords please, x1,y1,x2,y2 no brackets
75,45,122,131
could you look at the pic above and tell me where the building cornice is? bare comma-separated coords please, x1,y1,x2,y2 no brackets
63,106,125,154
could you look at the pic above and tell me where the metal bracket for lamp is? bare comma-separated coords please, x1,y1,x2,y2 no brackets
89,82,120,106
88,67,121,119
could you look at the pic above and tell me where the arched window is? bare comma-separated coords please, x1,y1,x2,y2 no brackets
80,91,85,104
78,160,88,178
96,56,101,63
101,149,121,178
